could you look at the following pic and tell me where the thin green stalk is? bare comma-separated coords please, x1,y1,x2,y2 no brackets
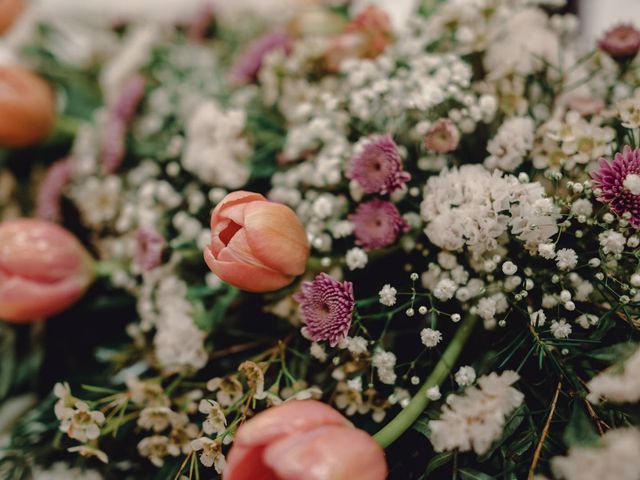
373,314,478,448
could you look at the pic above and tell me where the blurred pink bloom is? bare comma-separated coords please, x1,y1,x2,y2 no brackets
347,134,410,195
324,6,392,71
186,4,215,42
424,118,460,153
230,31,292,85
566,96,605,116
349,199,408,251
224,400,387,480
36,158,73,222
0,219,94,323
598,24,640,59
204,191,309,292
591,146,640,227
294,273,354,347
134,227,165,272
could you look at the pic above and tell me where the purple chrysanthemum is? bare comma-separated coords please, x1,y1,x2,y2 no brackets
230,31,292,85
294,273,354,347
347,134,411,195
134,227,165,272
349,199,409,251
591,146,640,227
598,24,640,59
36,158,73,222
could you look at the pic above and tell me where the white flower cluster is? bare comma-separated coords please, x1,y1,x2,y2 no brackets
551,428,640,480
484,117,535,172
137,266,207,371
587,347,640,405
181,100,251,189
429,370,524,455
421,164,559,260
372,350,397,385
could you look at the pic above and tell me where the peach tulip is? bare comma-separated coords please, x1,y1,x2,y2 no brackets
0,66,56,148
0,0,24,34
224,400,388,480
204,191,309,293
0,219,94,323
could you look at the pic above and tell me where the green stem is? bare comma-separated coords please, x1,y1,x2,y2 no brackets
373,314,478,448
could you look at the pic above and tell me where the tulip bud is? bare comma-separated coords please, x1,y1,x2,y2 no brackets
0,0,24,34
0,66,57,148
204,191,309,293
0,219,94,323
224,400,387,480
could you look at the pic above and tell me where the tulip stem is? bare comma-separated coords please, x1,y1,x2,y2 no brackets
373,314,478,448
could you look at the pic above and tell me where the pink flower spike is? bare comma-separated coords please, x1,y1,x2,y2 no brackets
591,146,640,227
112,74,146,122
294,273,354,347
36,158,73,222
349,199,408,251
347,134,411,195
598,23,640,59
230,31,292,85
101,74,146,174
134,227,165,273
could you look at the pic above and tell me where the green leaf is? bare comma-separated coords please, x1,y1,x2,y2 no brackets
0,325,15,400
587,342,637,363
194,286,239,331
458,468,494,480
412,414,431,437
424,452,453,477
563,402,600,448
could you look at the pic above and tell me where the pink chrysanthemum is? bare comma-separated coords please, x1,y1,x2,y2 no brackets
347,134,411,195
598,24,640,59
36,158,73,222
102,74,146,174
591,146,640,227
349,199,409,251
294,273,354,347
230,31,292,85
134,227,165,272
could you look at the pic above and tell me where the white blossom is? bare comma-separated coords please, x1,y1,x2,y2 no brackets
379,284,398,306
420,328,443,348
587,347,640,404
454,366,476,387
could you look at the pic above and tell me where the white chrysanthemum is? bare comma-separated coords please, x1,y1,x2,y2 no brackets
485,117,535,171
587,347,640,404
379,284,398,306
181,101,250,188
421,165,559,261
429,371,524,455
551,428,640,480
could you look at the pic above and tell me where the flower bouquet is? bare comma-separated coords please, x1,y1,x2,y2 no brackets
1,0,640,479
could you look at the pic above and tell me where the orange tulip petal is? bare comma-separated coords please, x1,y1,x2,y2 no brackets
204,251,292,293
244,202,309,277
234,400,350,447
223,444,280,480
211,191,266,226
264,425,388,480
0,272,91,323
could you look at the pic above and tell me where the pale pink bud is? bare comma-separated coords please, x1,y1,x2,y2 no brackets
204,191,309,293
224,400,387,480
424,118,460,154
0,219,94,323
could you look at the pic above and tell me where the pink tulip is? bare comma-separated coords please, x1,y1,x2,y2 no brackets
224,400,388,480
204,191,309,293
0,219,94,323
